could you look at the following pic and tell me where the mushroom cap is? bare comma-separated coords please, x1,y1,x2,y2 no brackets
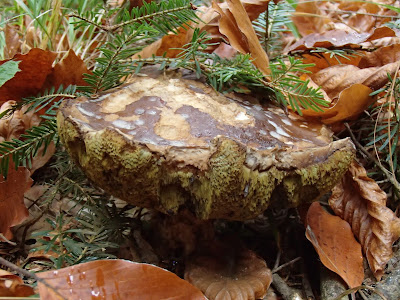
184,247,272,300
57,68,355,220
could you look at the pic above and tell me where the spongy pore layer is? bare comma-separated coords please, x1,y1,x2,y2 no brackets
57,69,355,220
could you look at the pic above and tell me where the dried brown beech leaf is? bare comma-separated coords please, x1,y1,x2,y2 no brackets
44,49,90,90
291,1,332,36
134,0,269,59
310,62,399,98
213,42,237,59
0,48,88,109
300,52,362,73
0,165,32,240
0,269,35,298
37,259,206,300
306,202,364,288
288,27,398,52
0,48,57,106
4,24,21,59
185,247,272,300
213,0,270,75
301,82,373,124
303,42,400,73
329,161,400,280
0,101,26,142
30,142,56,174
358,44,400,68
0,101,54,173
134,25,193,59
346,2,380,33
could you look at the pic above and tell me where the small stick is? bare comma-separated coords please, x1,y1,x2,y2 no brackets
333,285,387,300
272,257,301,274
0,257,67,300
0,233,17,246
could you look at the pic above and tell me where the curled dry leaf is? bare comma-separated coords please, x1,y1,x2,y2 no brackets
288,26,398,52
300,60,400,124
36,259,207,300
299,52,362,74
134,0,270,63
44,49,90,90
0,48,89,107
4,24,21,59
0,101,25,141
306,202,364,288
0,48,57,106
213,0,270,75
213,42,237,59
358,44,400,68
185,247,272,300
300,75,373,124
0,165,32,240
329,161,400,280
0,101,55,173
0,269,35,297
291,1,332,36
310,62,399,97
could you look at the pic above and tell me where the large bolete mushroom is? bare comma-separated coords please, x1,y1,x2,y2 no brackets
57,68,354,220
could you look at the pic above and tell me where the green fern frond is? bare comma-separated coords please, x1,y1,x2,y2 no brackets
78,0,198,94
0,85,77,120
254,1,299,58
0,119,58,177
267,56,328,114
132,29,327,114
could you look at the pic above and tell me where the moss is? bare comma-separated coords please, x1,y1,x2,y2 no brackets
58,112,355,221
282,149,355,206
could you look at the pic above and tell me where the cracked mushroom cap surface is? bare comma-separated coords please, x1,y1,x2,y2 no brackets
57,68,355,220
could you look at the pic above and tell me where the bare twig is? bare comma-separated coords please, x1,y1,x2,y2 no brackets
333,285,387,300
0,257,67,300
272,273,306,300
272,257,301,274
0,233,17,246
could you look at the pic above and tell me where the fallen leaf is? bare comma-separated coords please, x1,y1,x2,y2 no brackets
0,48,89,109
29,142,56,174
213,0,270,75
301,42,400,73
358,44,400,68
299,52,362,73
310,62,399,96
301,81,374,124
36,259,207,300
0,269,35,297
329,161,400,280
212,42,237,59
0,165,32,240
306,202,364,288
185,246,272,300
0,101,26,141
134,25,193,59
0,48,57,106
288,27,398,52
44,49,91,90
134,0,270,60
3,24,21,59
346,2,380,33
291,1,332,36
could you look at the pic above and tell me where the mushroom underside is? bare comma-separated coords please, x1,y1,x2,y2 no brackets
57,68,355,220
